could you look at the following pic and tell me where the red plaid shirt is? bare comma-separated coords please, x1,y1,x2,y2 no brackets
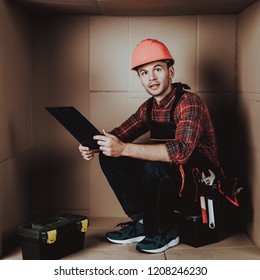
111,86,219,166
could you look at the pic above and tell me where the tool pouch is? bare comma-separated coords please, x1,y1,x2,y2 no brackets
217,175,248,236
193,167,246,238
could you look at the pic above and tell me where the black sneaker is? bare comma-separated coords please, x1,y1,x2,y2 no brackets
136,226,180,253
106,220,145,244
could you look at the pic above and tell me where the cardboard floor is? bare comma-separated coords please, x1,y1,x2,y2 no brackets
2,217,260,260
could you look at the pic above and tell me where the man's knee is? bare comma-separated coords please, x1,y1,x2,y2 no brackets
99,154,137,173
143,161,173,180
143,161,162,174
143,161,181,184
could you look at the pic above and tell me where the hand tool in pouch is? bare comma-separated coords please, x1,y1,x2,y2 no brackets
201,169,216,229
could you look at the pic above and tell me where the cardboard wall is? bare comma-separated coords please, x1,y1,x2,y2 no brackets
31,15,91,218
0,0,32,255
238,0,260,246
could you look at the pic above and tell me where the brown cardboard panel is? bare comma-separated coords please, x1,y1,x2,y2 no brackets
89,16,129,92
31,32,91,210
31,141,91,210
32,15,90,99
90,91,129,132
31,95,91,211
0,150,31,256
0,0,12,162
0,161,9,256
31,15,91,213
0,1,32,161
252,150,260,246
7,150,31,230
197,91,237,174
239,1,260,94
197,15,237,92
14,0,258,16
237,2,260,248
242,94,260,152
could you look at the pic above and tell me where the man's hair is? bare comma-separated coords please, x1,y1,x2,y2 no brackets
164,59,174,68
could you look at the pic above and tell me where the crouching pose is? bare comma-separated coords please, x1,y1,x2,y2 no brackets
79,39,222,254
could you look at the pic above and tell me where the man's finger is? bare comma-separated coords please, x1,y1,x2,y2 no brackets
102,129,114,138
79,144,89,151
83,155,94,161
93,135,108,141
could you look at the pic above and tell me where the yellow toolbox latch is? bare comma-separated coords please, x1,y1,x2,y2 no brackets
46,229,57,244
81,219,89,232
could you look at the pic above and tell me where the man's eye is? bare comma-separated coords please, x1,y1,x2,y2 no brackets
140,71,147,76
155,68,162,72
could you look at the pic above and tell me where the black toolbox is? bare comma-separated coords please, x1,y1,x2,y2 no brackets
17,213,89,260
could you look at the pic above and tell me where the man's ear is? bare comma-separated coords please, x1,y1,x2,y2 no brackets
169,66,175,79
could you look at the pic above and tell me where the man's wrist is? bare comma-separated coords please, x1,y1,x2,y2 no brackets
121,142,130,157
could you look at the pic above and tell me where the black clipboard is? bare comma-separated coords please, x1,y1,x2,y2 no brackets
45,106,100,149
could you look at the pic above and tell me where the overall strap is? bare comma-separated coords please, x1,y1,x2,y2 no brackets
169,83,190,122
146,83,190,122
146,97,154,122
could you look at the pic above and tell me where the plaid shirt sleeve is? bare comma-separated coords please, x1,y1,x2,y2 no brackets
110,101,150,142
165,94,207,165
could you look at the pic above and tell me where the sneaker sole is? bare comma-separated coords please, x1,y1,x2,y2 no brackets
107,235,145,244
137,236,180,254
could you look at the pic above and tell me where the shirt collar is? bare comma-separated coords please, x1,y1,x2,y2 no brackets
153,84,177,109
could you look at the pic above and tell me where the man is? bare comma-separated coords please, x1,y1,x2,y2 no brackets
79,39,221,254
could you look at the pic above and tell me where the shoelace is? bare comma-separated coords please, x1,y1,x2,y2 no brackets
115,220,142,235
116,220,137,229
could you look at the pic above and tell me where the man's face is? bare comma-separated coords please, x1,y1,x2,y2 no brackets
137,61,174,102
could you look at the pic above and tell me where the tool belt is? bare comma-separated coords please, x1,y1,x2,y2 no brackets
191,165,244,231
172,147,244,231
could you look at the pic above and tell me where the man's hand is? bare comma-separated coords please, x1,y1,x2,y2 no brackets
78,144,95,161
94,129,125,157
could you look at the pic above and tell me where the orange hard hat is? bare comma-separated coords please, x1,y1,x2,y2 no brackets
131,39,174,70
